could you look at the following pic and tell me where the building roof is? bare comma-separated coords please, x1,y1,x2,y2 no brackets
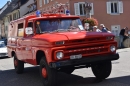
0,0,19,20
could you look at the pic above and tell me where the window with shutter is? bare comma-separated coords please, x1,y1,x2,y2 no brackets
74,2,94,16
44,0,49,4
47,0,49,4
106,1,123,14
74,3,80,15
39,0,42,7
79,3,86,15
107,2,111,14
90,3,94,15
119,1,123,13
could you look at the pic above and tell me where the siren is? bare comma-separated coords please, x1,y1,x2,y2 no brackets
66,10,70,15
36,10,41,17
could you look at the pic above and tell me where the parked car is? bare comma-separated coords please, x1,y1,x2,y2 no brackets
0,41,8,57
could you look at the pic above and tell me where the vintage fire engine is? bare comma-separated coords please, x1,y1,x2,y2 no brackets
7,3,119,86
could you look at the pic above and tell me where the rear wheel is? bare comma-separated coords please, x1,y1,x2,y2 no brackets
39,58,57,86
91,61,112,80
13,54,24,74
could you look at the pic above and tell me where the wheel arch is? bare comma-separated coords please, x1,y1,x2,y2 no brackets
11,51,16,57
36,50,46,65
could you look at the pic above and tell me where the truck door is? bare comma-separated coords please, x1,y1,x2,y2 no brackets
16,23,25,60
21,22,33,63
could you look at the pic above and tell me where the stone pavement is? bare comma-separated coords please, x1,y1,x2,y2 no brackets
0,48,130,86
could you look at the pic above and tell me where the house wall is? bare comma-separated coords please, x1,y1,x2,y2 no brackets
37,0,70,10
20,0,34,17
0,1,11,38
4,17,9,37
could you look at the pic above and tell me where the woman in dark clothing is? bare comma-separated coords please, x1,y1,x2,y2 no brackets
119,27,128,48
119,29,125,36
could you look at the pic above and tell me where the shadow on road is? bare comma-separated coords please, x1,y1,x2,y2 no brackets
0,56,9,59
0,66,130,86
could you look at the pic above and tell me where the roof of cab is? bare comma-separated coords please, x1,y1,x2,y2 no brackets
10,14,80,23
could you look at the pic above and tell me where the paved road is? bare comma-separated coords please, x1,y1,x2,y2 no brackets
0,48,130,86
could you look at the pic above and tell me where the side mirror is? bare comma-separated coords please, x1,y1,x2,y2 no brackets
25,27,33,35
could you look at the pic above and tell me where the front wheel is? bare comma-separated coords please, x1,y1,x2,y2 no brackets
13,54,24,74
91,61,112,80
39,58,57,86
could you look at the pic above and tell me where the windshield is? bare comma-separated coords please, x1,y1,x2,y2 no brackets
0,41,6,48
36,18,84,33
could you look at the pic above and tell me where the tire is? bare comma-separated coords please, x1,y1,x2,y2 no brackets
39,58,57,86
13,54,24,74
91,61,112,80
60,67,75,74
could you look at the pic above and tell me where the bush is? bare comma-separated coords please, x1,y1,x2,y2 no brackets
82,18,98,27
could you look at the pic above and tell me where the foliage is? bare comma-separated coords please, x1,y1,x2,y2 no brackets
82,18,98,26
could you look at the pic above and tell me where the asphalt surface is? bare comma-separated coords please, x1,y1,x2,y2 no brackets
0,48,130,86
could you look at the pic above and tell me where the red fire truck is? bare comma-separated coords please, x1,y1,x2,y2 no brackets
7,3,119,86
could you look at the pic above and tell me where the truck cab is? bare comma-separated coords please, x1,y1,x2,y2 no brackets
7,12,119,86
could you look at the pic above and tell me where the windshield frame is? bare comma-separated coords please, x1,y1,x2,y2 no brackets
34,18,84,34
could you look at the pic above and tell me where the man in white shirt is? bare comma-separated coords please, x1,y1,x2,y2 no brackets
93,26,102,32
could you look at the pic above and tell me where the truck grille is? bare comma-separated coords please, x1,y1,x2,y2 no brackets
64,44,109,57
69,37,108,44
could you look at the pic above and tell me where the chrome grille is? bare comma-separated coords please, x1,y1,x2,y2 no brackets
64,45,109,57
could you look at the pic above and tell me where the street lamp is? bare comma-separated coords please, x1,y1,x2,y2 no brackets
84,0,92,18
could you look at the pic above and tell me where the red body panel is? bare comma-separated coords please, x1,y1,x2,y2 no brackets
7,14,117,65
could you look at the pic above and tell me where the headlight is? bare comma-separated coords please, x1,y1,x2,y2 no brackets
56,52,64,59
110,45,116,52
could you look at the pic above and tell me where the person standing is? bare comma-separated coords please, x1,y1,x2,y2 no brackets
106,28,111,33
100,24,108,32
119,27,128,48
93,26,102,32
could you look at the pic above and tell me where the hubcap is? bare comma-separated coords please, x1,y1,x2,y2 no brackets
42,68,47,78
14,59,18,66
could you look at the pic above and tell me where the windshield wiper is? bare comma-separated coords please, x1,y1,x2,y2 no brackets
54,29,68,32
41,31,50,33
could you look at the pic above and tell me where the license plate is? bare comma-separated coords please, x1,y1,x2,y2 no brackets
70,54,82,60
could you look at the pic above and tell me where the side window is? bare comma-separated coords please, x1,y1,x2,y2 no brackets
27,22,34,35
18,23,24,37
35,21,41,34
27,22,33,28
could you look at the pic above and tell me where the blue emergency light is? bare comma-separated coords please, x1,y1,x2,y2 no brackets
36,10,41,17
66,10,70,15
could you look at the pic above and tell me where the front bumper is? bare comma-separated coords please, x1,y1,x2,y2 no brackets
49,53,119,68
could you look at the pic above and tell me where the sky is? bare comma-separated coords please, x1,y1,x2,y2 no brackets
0,0,11,8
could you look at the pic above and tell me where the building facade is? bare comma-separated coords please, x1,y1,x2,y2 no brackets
36,0,129,37
19,0,36,17
0,0,37,39
0,1,11,38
